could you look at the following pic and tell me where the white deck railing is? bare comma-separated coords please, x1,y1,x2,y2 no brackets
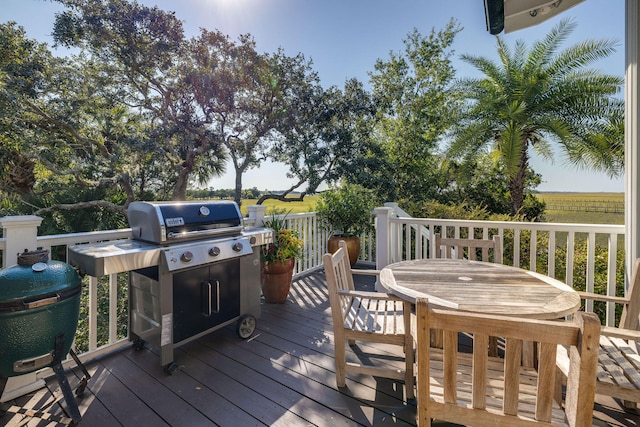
0,204,625,399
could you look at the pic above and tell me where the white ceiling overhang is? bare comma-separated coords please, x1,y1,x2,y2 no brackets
484,0,585,34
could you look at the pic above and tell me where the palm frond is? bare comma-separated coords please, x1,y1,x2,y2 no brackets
547,38,619,77
524,18,576,75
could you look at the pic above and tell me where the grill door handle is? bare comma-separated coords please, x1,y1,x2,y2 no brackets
201,281,221,316
202,281,212,316
214,280,220,314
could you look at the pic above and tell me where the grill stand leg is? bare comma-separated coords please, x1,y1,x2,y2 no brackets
52,334,81,425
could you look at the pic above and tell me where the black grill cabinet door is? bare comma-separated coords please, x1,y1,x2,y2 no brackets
172,259,241,343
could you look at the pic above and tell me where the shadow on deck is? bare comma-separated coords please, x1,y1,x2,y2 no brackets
2,264,639,426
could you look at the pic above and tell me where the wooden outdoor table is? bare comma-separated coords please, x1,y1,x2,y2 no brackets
379,258,581,366
379,258,580,318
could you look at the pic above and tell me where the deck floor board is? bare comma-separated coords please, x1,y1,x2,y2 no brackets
2,264,639,426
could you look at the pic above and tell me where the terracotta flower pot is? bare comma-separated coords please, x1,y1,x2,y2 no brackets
327,235,361,267
261,258,295,304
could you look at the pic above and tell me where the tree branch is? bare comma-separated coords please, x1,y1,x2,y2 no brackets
256,177,307,204
257,191,307,204
34,200,127,216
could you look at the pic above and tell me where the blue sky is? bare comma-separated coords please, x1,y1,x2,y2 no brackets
3,0,626,193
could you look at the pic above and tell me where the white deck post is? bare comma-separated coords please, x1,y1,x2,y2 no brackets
374,207,393,273
0,215,43,268
626,0,640,289
246,205,267,226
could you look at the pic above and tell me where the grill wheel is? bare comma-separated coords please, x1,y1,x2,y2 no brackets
236,314,257,339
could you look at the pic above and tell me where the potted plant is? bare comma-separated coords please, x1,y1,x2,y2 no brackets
260,210,304,303
315,182,375,266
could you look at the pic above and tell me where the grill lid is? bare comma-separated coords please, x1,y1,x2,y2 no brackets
128,200,243,244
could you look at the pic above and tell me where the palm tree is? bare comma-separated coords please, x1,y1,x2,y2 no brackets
450,19,624,215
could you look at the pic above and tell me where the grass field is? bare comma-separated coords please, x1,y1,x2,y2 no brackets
239,192,625,225
537,192,624,225
536,192,624,203
240,195,320,215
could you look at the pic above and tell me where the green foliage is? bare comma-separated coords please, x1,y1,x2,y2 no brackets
403,200,494,221
364,21,462,204
316,182,376,237
271,78,378,199
3,0,343,224
437,154,545,219
451,19,624,215
260,209,304,264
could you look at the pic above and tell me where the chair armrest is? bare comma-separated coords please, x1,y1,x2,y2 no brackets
577,291,629,305
601,325,640,341
351,269,380,277
338,289,403,301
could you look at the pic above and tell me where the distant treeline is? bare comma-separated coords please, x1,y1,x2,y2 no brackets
188,187,305,201
188,187,263,200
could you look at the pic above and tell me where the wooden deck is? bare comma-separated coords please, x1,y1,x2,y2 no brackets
2,265,640,426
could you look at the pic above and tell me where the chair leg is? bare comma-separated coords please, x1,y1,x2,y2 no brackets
405,335,415,400
335,338,347,388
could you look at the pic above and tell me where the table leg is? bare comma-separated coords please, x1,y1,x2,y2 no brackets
522,340,537,368
488,336,499,357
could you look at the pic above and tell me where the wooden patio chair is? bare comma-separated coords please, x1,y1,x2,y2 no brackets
322,240,415,399
433,233,502,264
416,297,600,427
557,257,640,409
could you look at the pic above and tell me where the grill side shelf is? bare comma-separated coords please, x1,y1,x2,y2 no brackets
68,239,161,277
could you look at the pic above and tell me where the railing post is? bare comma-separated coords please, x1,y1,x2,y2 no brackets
246,205,267,226
375,207,393,272
0,215,43,268
384,202,403,263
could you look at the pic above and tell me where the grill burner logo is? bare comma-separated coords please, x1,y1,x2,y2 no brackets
165,217,185,227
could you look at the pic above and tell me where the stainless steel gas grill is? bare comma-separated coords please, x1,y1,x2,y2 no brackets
68,200,272,374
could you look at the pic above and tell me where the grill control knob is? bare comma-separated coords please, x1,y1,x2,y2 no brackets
232,242,243,252
209,246,221,257
199,206,210,217
181,251,193,263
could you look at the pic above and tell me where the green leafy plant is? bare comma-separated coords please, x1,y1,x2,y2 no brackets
260,209,304,264
315,182,375,237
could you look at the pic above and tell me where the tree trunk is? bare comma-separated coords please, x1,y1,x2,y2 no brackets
172,170,189,201
508,148,529,215
234,170,243,206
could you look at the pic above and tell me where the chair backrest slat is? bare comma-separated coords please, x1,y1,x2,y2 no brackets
442,330,458,404
503,338,522,415
471,333,488,409
536,342,558,422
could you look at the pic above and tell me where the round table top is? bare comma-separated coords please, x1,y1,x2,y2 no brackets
379,258,580,319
